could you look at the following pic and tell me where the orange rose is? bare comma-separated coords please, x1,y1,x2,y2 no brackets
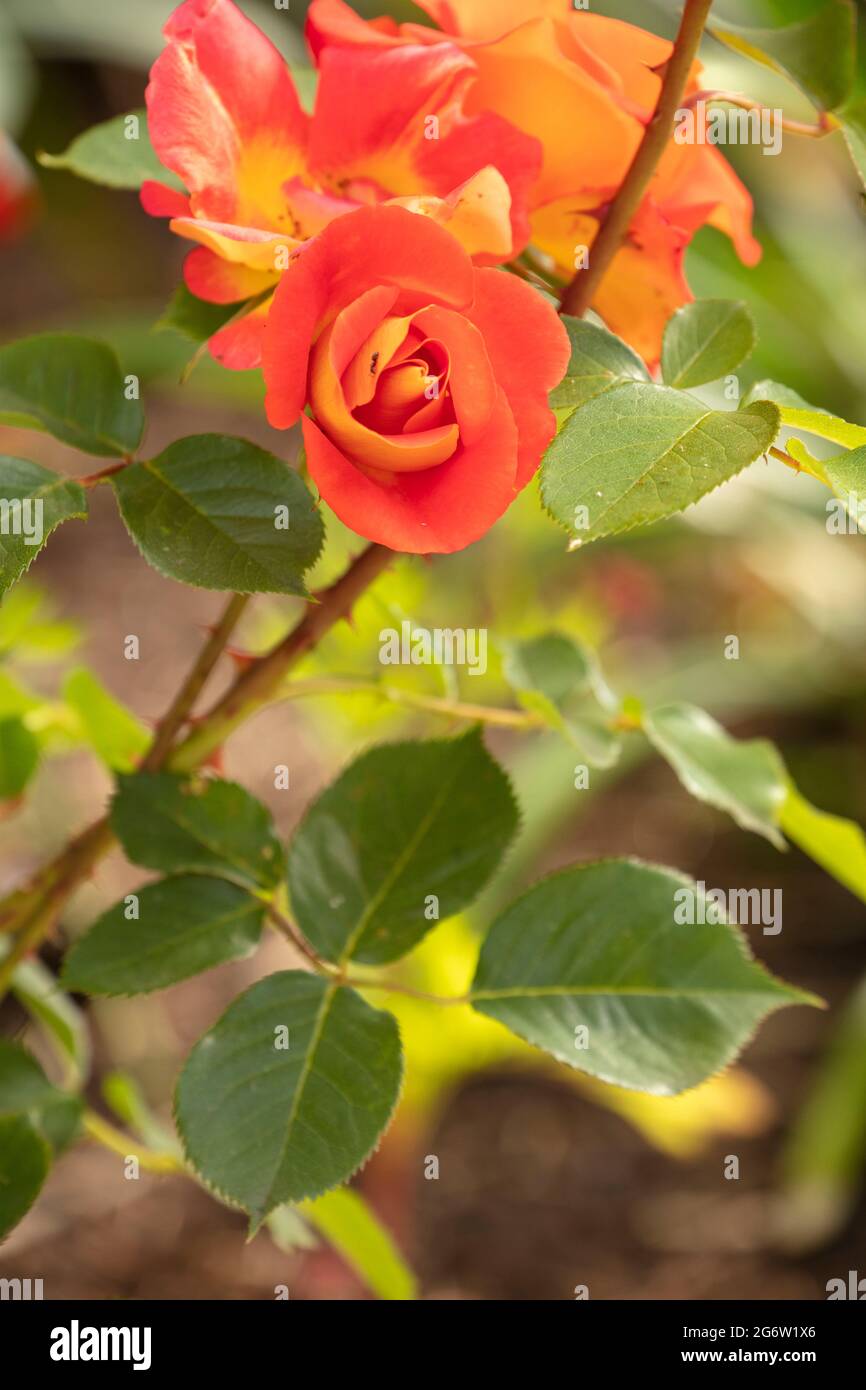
262,205,570,554
307,0,761,363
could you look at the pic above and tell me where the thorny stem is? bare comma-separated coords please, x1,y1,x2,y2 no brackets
559,0,716,319
0,546,393,990
142,592,250,770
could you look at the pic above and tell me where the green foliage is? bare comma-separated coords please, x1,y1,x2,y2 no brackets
287,728,519,965
112,435,324,594
542,380,779,544
744,380,866,449
0,715,39,799
301,1187,417,1301
0,335,144,458
155,285,244,345
660,300,756,389
708,0,856,113
111,772,285,890
643,702,788,847
550,317,649,410
502,632,621,767
63,667,149,772
0,1039,82,1154
0,1116,50,1240
63,876,265,996
0,458,87,597
780,786,866,906
39,109,182,190
175,972,403,1220
471,860,816,1095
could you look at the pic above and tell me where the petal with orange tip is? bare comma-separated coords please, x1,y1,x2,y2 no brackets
209,299,271,371
184,246,277,304
146,0,308,227
391,167,513,264
169,215,299,273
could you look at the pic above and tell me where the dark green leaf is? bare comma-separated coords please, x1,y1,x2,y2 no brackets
175,971,403,1218
0,1038,82,1152
38,109,182,190
155,284,244,345
63,875,265,996
0,335,144,457
0,1115,50,1240
472,860,816,1094
112,435,324,595
287,728,518,965
111,772,284,890
0,715,39,799
541,383,779,544
661,300,756,389
708,1,855,112
643,702,788,846
0,457,86,597
550,317,650,409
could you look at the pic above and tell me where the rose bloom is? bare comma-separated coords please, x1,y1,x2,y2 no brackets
262,204,569,554
142,0,540,367
307,0,762,363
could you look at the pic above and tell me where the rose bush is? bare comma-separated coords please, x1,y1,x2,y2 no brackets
262,203,569,553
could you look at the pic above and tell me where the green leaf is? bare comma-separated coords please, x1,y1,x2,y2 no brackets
287,728,519,965
0,1038,82,1153
112,435,324,595
6,953,91,1087
63,667,149,773
643,702,788,847
63,875,265,996
541,383,779,544
175,971,403,1219
300,1187,417,1301
155,284,244,346
708,0,856,113
38,109,182,190
661,300,756,389
0,1115,50,1240
778,974,866,1251
744,380,866,449
502,632,593,703
111,772,284,890
822,444,866,532
0,457,86,597
0,335,144,458
0,715,39,799
550,317,650,410
502,632,621,767
780,785,866,907
471,860,816,1095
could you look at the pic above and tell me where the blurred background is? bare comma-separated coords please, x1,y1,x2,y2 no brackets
1,0,865,1299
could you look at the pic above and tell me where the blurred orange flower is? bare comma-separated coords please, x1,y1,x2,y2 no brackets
142,0,540,368
307,0,762,363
